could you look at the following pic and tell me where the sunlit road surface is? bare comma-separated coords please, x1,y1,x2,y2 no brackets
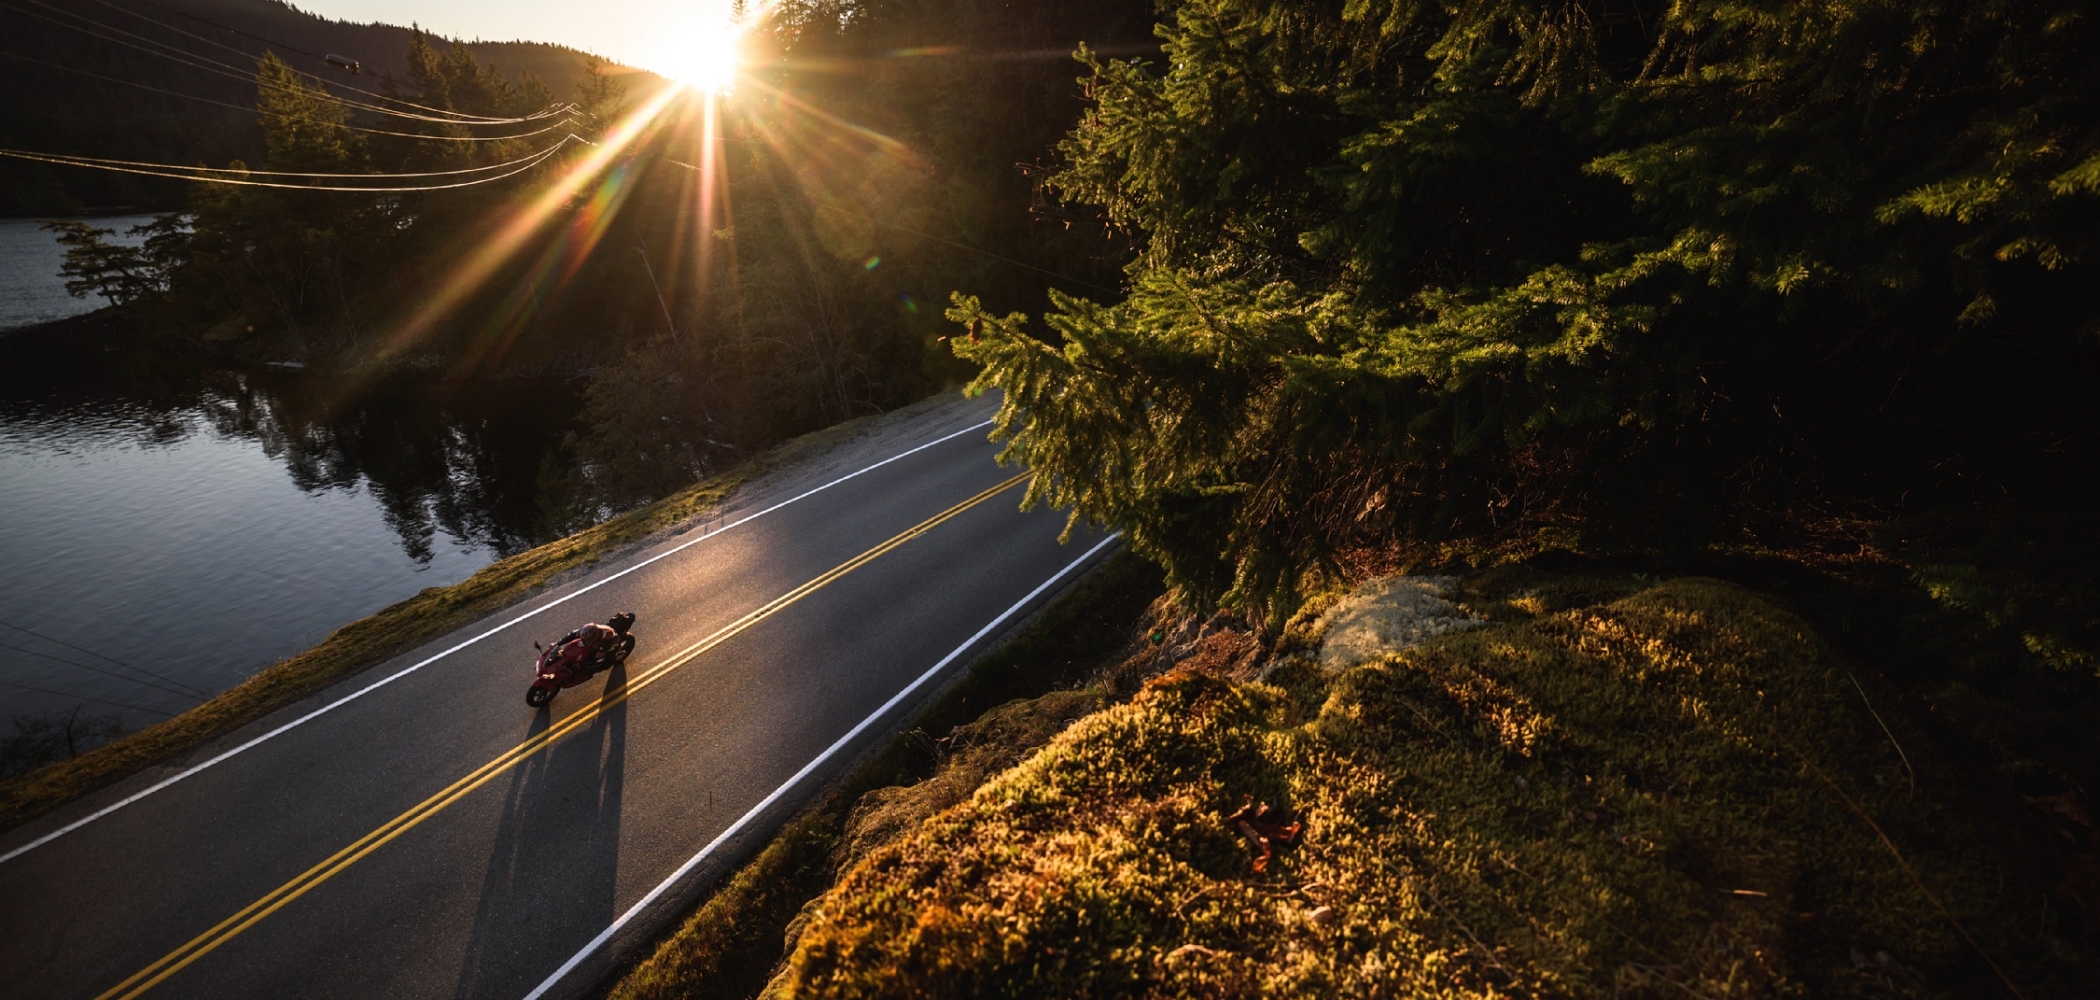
0,400,1113,1000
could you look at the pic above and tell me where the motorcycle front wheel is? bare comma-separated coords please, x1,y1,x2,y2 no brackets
612,635,636,664
525,685,555,708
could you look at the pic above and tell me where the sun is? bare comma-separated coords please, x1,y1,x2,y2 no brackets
653,5,745,94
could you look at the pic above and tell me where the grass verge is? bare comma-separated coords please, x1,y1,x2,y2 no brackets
600,549,1167,1000
0,397,958,833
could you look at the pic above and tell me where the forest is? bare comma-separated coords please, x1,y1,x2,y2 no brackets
18,2,2100,994
956,0,2100,640
926,4,2100,934
0,0,631,214
29,0,2100,761
33,0,1159,520
32,0,2100,696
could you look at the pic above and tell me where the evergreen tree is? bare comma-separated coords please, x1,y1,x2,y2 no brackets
954,0,2100,619
164,52,371,346
40,221,156,307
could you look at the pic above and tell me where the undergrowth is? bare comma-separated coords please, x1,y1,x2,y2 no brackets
767,578,2093,998
600,549,1167,1000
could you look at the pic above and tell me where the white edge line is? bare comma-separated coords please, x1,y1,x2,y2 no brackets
0,418,996,867
519,530,1123,1000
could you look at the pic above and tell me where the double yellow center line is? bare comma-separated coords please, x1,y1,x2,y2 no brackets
95,470,1033,1000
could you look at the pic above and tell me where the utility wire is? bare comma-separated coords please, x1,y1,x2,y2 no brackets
7,0,429,125
81,0,529,123
0,619,210,698
0,51,573,142
96,0,543,122
5,1,560,126
0,677,176,716
0,641,205,703
23,136,581,179
0,135,577,191
23,0,568,126
7,2,368,116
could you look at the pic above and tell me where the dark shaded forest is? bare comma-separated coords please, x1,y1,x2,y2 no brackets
962,0,2100,621
0,0,649,214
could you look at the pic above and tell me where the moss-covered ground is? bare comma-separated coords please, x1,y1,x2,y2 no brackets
600,550,1167,1000
766,577,2092,998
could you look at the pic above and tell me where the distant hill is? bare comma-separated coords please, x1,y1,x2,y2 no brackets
0,0,667,215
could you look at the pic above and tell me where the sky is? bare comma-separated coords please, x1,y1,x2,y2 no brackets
289,0,736,79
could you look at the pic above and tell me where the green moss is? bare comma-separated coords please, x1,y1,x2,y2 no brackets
771,578,2092,998
601,550,1167,1000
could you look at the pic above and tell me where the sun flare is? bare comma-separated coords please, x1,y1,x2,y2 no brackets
652,4,745,93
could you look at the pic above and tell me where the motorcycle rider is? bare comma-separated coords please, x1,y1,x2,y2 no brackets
553,612,636,674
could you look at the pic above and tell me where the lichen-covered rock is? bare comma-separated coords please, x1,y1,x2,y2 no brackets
1314,575,1481,671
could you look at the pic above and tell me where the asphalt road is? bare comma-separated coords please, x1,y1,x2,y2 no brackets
0,402,1114,1000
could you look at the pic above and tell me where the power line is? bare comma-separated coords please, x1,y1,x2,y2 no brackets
0,641,205,703
7,2,364,116
98,0,547,122
21,0,562,126
8,0,425,125
5,0,559,126
0,50,572,142
25,136,580,180
82,0,531,123
0,677,176,717
0,135,577,191
0,619,210,698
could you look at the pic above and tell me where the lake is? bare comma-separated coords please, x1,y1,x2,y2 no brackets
0,214,155,332
0,225,594,744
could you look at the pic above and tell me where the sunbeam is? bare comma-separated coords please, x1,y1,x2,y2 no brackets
374,83,684,364
366,0,937,385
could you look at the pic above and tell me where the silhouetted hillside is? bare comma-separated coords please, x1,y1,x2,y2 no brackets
0,0,665,214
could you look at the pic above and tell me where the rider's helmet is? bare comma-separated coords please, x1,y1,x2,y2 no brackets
609,612,636,635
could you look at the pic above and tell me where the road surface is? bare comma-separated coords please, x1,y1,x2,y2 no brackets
0,395,1114,1000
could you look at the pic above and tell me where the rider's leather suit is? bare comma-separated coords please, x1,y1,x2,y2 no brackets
554,623,620,672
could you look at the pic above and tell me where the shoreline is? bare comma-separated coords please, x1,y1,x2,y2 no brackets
0,306,598,385
0,387,977,833
0,208,173,221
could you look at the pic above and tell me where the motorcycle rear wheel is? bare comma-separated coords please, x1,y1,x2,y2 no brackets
525,686,554,708
611,635,636,664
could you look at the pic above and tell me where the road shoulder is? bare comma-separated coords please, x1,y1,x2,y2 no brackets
0,390,995,836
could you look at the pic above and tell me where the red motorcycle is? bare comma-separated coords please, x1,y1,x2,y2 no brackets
527,612,638,707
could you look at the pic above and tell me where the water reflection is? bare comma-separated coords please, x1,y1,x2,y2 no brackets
4,339,585,561
0,328,589,741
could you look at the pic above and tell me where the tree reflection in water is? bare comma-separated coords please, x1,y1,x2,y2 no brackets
1,333,591,564
0,328,615,731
